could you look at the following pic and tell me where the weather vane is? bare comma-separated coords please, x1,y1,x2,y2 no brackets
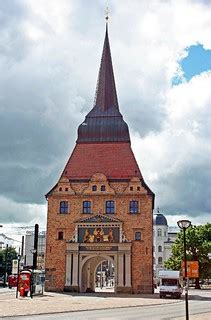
105,6,109,21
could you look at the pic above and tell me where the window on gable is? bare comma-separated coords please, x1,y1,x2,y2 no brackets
58,231,64,240
106,200,115,214
135,231,141,241
92,185,97,191
158,245,162,252
59,201,68,214
157,229,162,237
83,201,91,214
101,185,106,191
129,200,139,214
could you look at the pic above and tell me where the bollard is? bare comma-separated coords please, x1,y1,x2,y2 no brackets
20,287,25,297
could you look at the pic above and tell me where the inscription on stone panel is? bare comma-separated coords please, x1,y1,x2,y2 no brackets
79,246,118,251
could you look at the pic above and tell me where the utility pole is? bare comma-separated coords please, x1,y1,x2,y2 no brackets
32,224,39,270
21,235,25,269
21,236,24,257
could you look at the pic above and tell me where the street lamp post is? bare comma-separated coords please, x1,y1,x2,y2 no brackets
177,219,191,320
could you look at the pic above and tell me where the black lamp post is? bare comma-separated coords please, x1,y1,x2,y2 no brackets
177,219,191,320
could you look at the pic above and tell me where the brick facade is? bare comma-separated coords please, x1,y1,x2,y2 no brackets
46,175,154,293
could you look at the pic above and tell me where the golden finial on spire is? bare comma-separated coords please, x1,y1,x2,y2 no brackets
105,6,109,21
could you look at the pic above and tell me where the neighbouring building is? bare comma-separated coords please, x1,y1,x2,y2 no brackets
0,234,14,249
45,23,155,294
25,231,46,269
153,210,179,281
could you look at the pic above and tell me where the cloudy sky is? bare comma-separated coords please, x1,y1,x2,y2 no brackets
1,0,211,241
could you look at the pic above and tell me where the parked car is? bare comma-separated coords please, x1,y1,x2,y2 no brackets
8,275,18,288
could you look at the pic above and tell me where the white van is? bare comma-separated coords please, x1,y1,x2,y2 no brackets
159,270,183,299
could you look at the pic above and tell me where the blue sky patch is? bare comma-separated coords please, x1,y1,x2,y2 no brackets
172,43,211,85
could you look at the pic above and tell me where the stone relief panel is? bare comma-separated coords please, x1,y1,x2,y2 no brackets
78,227,120,243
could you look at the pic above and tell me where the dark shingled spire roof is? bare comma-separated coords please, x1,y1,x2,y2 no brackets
93,24,119,112
77,24,130,143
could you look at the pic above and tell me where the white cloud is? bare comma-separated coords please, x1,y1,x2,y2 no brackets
0,0,211,227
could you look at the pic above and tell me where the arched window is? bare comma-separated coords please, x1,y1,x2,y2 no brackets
135,231,141,241
158,257,163,264
101,185,106,191
83,201,91,214
59,187,62,191
59,201,68,214
158,245,162,252
106,200,115,214
157,228,162,237
58,231,64,240
129,201,139,214
92,185,97,191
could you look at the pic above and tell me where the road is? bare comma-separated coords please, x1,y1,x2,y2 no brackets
2,297,211,320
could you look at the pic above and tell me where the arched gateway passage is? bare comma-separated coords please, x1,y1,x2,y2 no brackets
64,214,132,294
80,255,115,293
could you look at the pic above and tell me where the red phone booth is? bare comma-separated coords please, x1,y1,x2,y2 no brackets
18,271,31,297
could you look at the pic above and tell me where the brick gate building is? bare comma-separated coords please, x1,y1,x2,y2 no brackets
45,23,154,294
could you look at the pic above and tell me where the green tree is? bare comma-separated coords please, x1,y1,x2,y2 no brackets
164,223,211,289
0,246,18,278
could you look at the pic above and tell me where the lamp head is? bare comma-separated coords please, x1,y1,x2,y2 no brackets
177,219,191,230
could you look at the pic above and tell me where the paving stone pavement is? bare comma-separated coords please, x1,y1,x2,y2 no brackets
0,290,180,318
0,288,211,319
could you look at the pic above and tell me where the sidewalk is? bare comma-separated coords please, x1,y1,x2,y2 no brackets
0,289,180,318
0,288,211,319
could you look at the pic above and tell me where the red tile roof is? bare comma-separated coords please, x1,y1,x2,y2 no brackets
61,143,143,180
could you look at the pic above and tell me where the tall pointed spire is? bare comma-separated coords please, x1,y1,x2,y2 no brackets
77,23,130,143
94,23,119,111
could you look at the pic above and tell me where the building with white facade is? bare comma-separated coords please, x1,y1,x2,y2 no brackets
25,231,46,269
153,211,179,282
0,233,14,250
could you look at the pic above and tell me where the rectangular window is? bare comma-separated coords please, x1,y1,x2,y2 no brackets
83,201,91,214
59,201,68,214
129,201,139,214
106,200,115,214
58,231,64,240
135,231,141,241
